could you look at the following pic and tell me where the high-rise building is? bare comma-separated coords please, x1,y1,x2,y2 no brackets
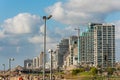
63,36,78,70
69,36,78,65
80,31,94,66
80,23,115,68
91,23,115,68
39,52,44,68
55,38,69,68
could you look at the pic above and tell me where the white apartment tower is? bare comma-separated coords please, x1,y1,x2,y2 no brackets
33,57,39,69
89,23,115,68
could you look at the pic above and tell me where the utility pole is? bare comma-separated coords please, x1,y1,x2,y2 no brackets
42,15,52,80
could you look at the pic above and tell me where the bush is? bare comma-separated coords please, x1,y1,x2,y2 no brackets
106,67,115,75
90,67,98,75
72,68,85,75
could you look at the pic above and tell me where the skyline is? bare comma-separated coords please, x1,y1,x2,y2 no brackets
0,0,120,70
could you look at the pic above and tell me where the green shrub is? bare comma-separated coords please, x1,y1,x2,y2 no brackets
90,67,98,75
106,67,115,75
72,68,85,75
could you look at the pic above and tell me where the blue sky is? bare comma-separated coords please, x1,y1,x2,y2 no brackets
0,0,120,70
0,0,56,21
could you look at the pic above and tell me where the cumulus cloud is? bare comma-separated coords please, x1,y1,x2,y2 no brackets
0,31,6,38
54,26,76,38
28,35,54,44
28,25,76,45
39,24,44,34
28,25,77,51
0,13,45,47
28,35,43,44
46,0,120,25
1,13,42,34
114,20,120,39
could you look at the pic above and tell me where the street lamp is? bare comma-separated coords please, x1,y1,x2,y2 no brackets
2,64,5,74
42,15,52,80
9,58,14,73
75,27,80,66
48,49,53,80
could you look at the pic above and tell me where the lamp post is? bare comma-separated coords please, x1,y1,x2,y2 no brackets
48,49,53,80
2,64,5,74
75,27,80,66
9,58,14,74
42,15,52,80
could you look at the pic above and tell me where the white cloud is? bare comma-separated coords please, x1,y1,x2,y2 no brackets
0,31,6,38
39,24,44,34
46,0,120,25
28,35,43,44
28,35,53,44
47,2,65,21
16,46,20,53
27,25,74,52
1,13,42,34
54,26,76,38
114,20,120,39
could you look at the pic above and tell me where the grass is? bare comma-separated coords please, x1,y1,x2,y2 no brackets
64,71,92,79
79,71,91,75
64,70,120,80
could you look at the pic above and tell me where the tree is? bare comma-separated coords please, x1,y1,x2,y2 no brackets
106,67,115,75
90,67,98,75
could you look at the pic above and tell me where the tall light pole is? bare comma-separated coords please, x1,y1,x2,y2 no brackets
42,15,52,80
2,64,5,74
9,58,14,74
75,27,80,66
48,49,53,80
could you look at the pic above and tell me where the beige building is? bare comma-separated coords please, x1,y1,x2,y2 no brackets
39,52,44,68
63,23,115,70
33,57,39,69
63,36,78,70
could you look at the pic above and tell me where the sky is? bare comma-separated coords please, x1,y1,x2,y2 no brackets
0,0,120,70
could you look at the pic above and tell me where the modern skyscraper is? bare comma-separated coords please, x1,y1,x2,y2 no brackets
56,23,115,70
80,32,94,66
90,23,115,68
80,23,115,68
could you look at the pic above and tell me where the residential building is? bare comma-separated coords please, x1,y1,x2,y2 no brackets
39,52,44,68
33,57,39,69
24,59,33,69
63,36,78,70
89,23,115,68
63,23,115,69
80,31,94,66
80,23,115,68
69,36,78,65
55,38,69,68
